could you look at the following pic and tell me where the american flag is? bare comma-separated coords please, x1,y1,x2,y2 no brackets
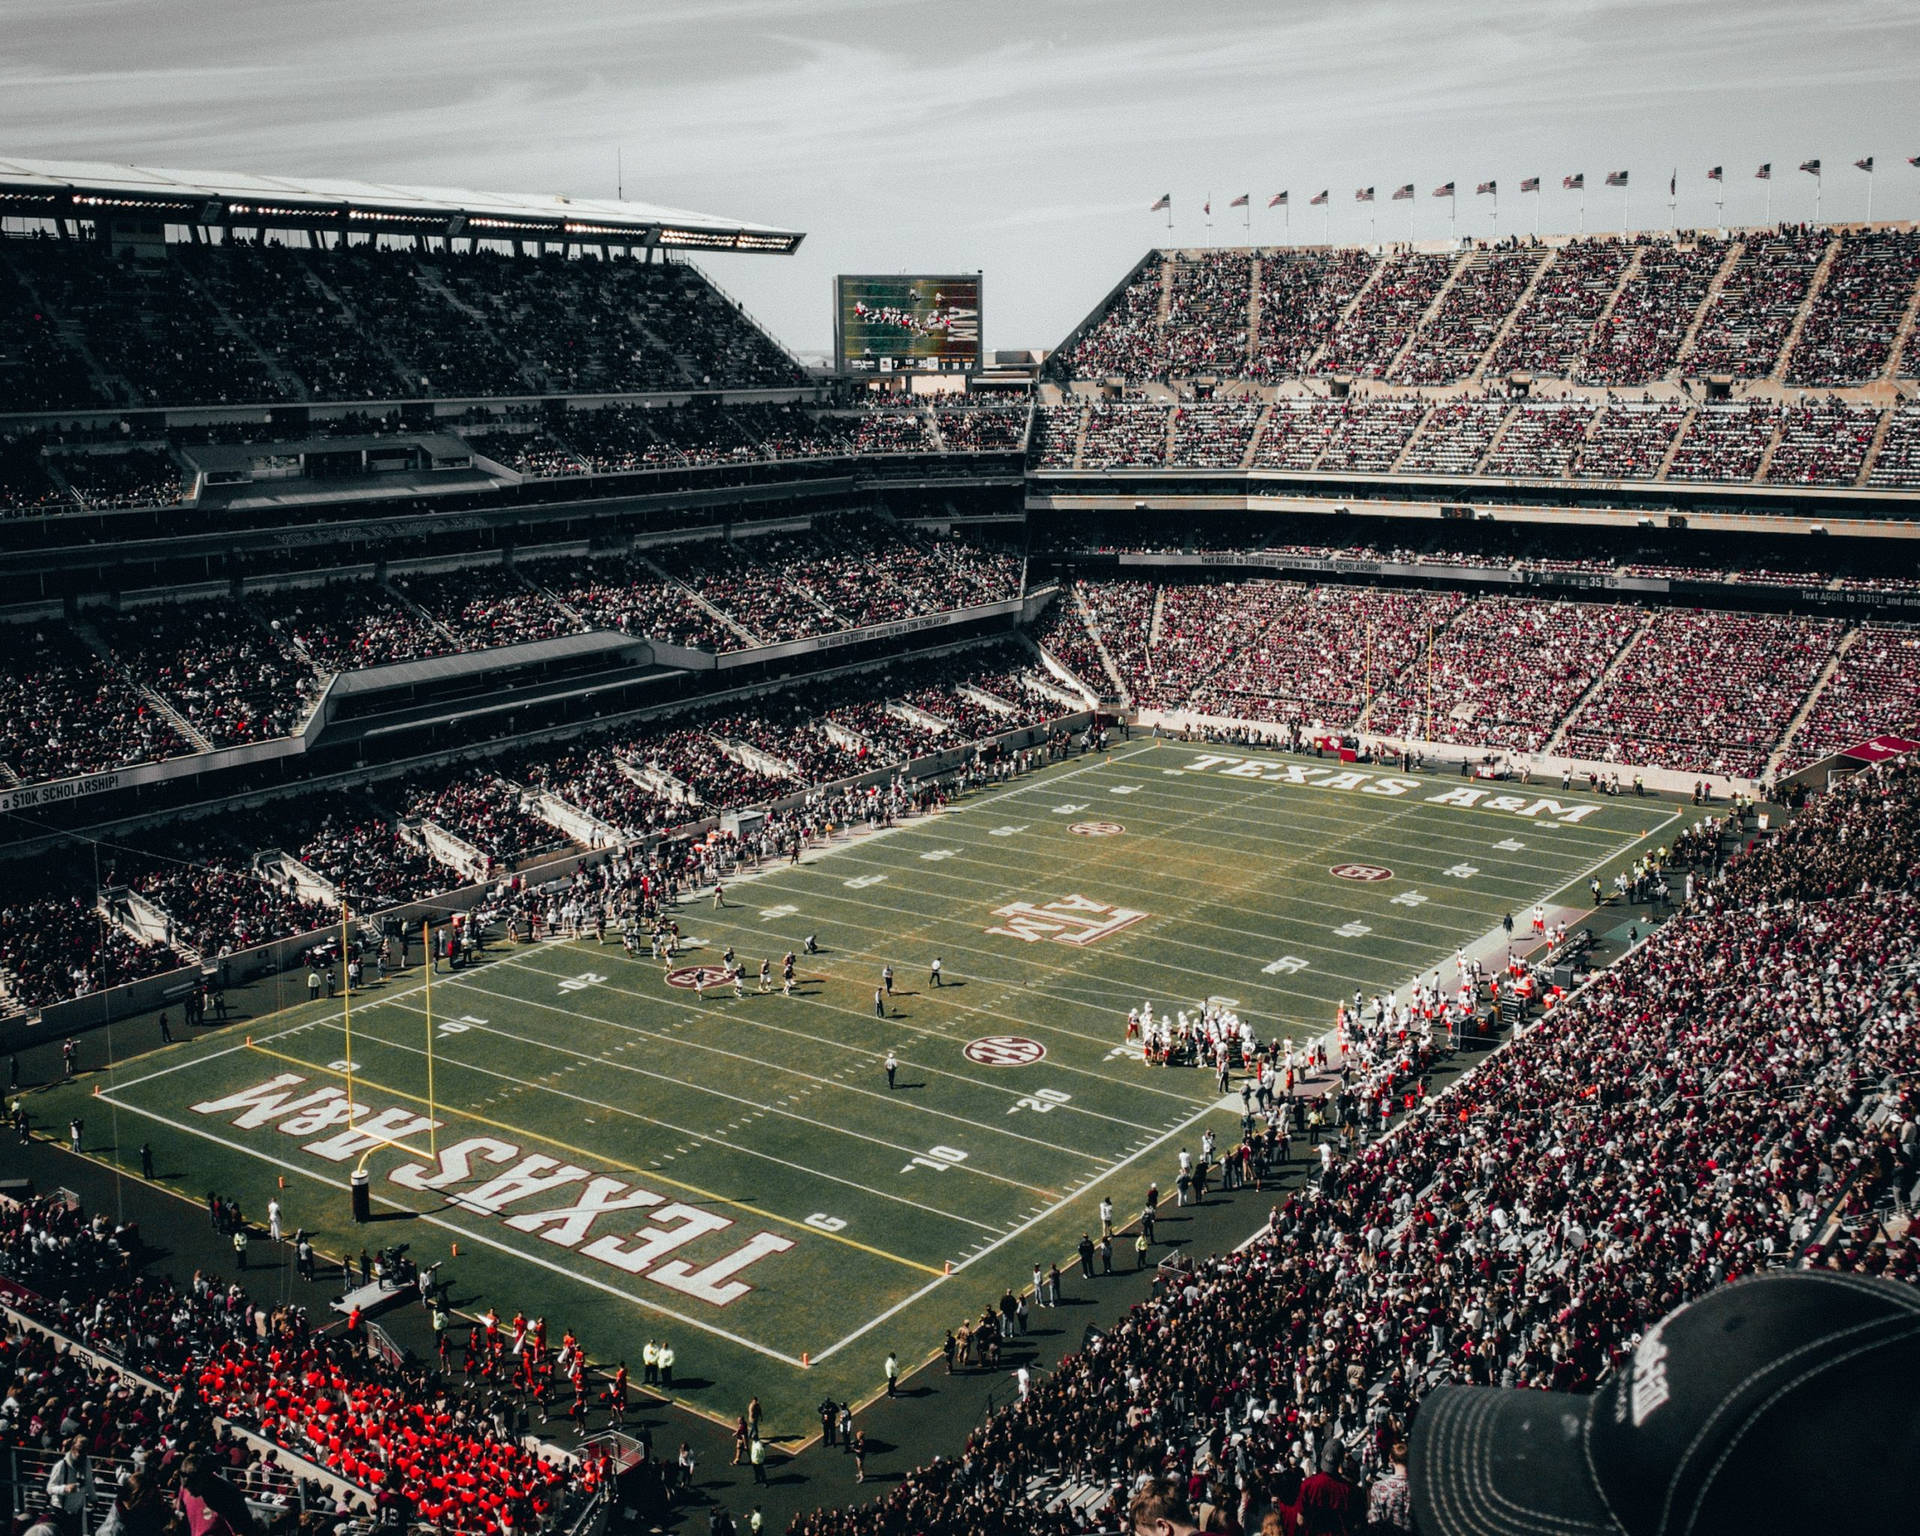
1519,177,1540,194
1755,163,1772,180
1854,157,1874,173
1269,191,1288,207
1393,184,1414,200
1910,157,1920,169
1355,187,1375,202
1563,173,1584,190
1476,180,1496,196
1310,189,1329,206
1433,181,1455,198
1605,169,1629,187
1229,194,1250,208
1150,193,1171,211
1799,159,1821,176
1707,166,1723,182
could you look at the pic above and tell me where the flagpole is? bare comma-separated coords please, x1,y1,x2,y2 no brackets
1492,188,1499,240
1449,188,1456,240
1579,183,1586,236
1765,177,1772,225
1284,205,1291,244
1866,164,1873,222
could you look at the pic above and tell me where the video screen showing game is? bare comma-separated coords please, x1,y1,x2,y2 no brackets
835,274,982,373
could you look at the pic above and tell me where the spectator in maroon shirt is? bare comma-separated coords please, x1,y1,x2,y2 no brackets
1296,1442,1359,1535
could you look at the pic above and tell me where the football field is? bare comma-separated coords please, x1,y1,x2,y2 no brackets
63,740,1678,1432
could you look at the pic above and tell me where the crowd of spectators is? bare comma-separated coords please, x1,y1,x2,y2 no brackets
11,241,286,408
790,755,1920,1536
1579,236,1728,385
1572,398,1689,479
1076,580,1159,702
90,599,321,747
1314,397,1430,473
250,578,458,672
842,408,939,456
0,246,109,412
0,238,804,410
1315,251,1455,378
1486,237,1636,377
1664,400,1781,483
114,837,339,958
1185,582,1464,727
0,621,191,784
462,427,589,478
393,769,573,869
0,1194,581,1533
934,404,1030,452
1776,623,1920,773
1390,246,1545,385
1055,254,1171,381
0,867,185,1008
0,433,71,516
1164,253,1254,375
53,448,187,510
391,565,584,650
1786,228,1920,385
224,790,464,909
1032,404,1085,470
1867,405,1920,488
1368,595,1644,751
1029,590,1117,699
1168,400,1264,467
1683,227,1831,378
1397,399,1509,476
1250,247,1377,380
1250,399,1339,470
1080,403,1169,469
1482,400,1597,478
1561,606,1843,777
519,551,740,651
1764,397,1881,485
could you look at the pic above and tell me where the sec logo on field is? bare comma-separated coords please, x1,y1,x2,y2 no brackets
1330,863,1393,882
1069,822,1125,837
963,1035,1047,1067
666,964,735,990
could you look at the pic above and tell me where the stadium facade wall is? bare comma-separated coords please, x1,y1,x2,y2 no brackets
1133,707,1762,798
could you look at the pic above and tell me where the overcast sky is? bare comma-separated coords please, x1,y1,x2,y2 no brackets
3,0,1916,357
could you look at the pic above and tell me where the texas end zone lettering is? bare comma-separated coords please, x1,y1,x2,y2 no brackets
188,1074,792,1307
1182,755,1600,823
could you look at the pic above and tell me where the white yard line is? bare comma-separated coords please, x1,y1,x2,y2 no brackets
809,1087,1227,1363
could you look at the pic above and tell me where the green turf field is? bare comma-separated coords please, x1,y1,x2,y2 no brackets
57,740,1679,1434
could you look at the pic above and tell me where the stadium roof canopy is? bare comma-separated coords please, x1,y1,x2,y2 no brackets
0,156,804,254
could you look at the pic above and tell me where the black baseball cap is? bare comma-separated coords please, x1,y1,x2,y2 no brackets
1410,1271,1920,1536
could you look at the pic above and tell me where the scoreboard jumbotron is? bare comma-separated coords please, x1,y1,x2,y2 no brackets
834,273,982,374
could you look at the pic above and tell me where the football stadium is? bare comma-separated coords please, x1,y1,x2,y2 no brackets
1,8,1917,1536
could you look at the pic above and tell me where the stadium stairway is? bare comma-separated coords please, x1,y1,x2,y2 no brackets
1542,608,1657,755
1470,246,1557,383
1769,235,1844,384
637,553,762,646
1652,407,1696,481
1888,278,1920,383
1238,400,1274,468
1385,400,1440,474
1244,255,1264,373
1382,247,1475,380
1858,409,1898,487
1573,242,1647,378
69,616,214,752
1751,409,1795,484
1765,624,1862,779
1303,252,1390,375
1070,581,1130,701
1673,238,1745,367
